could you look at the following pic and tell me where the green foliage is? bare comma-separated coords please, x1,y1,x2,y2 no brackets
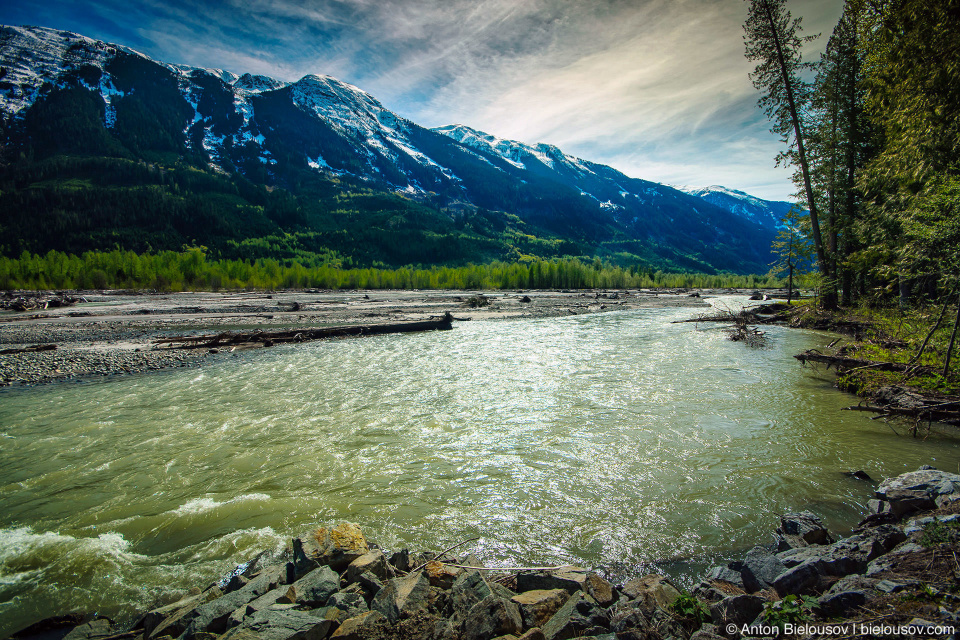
919,519,960,549
672,592,710,625
762,594,818,630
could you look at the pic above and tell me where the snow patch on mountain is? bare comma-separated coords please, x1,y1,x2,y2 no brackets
434,124,593,177
673,184,797,230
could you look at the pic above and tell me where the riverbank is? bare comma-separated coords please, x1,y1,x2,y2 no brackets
10,467,959,640
0,288,730,387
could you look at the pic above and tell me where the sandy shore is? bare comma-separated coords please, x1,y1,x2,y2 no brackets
0,288,728,387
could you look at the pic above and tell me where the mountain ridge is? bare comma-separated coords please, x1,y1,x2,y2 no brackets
1,24,784,274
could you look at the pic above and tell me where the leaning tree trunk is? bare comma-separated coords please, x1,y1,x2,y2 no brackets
944,291,960,378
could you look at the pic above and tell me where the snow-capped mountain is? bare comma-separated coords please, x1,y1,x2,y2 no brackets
673,185,798,231
0,25,778,273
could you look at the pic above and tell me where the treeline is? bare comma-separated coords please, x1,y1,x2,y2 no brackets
0,249,786,292
748,0,960,306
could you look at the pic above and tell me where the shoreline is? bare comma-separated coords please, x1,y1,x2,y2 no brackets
0,287,751,387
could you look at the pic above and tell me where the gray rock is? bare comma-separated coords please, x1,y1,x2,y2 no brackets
903,513,960,535
541,592,607,640
772,558,822,596
867,499,891,515
777,525,906,576
329,611,387,640
775,511,833,550
817,590,867,617
326,591,369,619
865,542,926,576
621,574,681,610
370,571,430,623
584,573,616,607
741,547,786,593
222,607,342,640
875,579,916,593
388,549,410,573
516,568,589,595
462,594,524,640
609,608,649,634
181,580,280,639
63,619,114,640
346,550,389,583
709,595,766,631
356,571,384,601
227,586,297,628
511,589,570,629
883,489,937,518
706,565,744,589
292,566,340,608
142,592,207,639
291,537,321,581
825,575,879,595
690,623,726,640
876,469,960,515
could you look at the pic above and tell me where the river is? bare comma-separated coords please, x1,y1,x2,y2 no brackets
1,296,958,634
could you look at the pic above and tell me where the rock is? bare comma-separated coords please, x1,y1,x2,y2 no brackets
329,611,387,640
511,589,570,629
227,586,297,628
516,630,546,640
180,572,284,640
346,551,389,583
876,469,960,515
540,592,607,640
825,575,879,595
775,511,833,550
326,592,369,619
709,595,766,632
875,579,916,593
388,549,411,573
583,573,615,607
462,595,524,640
356,571,384,601
817,590,867,617
609,608,649,635
292,566,340,608
865,542,927,576
740,546,787,593
621,574,681,611
690,624,727,640
371,572,431,623
425,560,463,589
313,523,370,571
903,513,960,535
222,607,342,640
844,470,874,481
772,559,822,596
289,538,321,581
778,524,906,577
516,568,588,595
705,564,745,589
142,593,206,639
62,619,115,640
867,499,891,515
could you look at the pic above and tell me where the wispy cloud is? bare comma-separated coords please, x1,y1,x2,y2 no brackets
0,0,845,201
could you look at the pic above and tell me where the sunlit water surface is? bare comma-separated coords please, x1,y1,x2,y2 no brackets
2,297,959,633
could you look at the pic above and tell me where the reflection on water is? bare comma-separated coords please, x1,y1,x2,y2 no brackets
1,297,958,633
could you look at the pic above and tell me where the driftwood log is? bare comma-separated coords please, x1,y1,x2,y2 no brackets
0,344,57,355
793,351,934,374
154,312,454,350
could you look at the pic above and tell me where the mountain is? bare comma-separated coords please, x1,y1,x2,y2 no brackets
672,185,798,231
0,25,777,274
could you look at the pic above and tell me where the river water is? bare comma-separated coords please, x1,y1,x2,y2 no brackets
2,297,959,634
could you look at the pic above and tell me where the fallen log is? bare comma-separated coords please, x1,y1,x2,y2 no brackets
155,312,454,349
842,403,960,426
793,351,927,373
0,344,57,355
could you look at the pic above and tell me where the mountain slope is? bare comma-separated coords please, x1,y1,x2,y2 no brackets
673,185,798,230
0,25,777,274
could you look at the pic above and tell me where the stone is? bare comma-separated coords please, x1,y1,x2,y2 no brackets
778,524,907,577
817,590,868,617
62,619,115,640
865,543,926,577
511,589,570,629
222,607,342,640
313,523,370,571
142,593,206,639
609,608,649,634
875,579,916,593
388,549,411,573
584,573,615,607
705,565,744,589
540,592,607,640
292,566,340,608
775,511,833,550
517,631,546,640
180,575,283,640
876,469,960,515
425,560,463,590
356,571,384,601
883,489,937,518
290,538,320,581
346,551,389,583
772,559,822,596
329,611,387,640
867,499,891,515
516,568,588,595
370,572,431,623
709,595,766,632
227,586,297,628
326,592,369,619
621,574,681,611
462,595,524,640
690,624,727,640
825,575,879,596
740,547,787,593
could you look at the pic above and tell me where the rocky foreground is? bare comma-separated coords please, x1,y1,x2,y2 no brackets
11,468,960,640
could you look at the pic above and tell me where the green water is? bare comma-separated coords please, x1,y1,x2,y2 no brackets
1,298,958,634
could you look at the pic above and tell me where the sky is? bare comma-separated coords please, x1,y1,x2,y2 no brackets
2,0,845,201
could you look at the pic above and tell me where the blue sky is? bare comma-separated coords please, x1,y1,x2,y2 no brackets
2,0,844,201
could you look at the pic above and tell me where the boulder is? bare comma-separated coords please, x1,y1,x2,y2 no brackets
516,630,547,640
771,558,822,596
180,570,284,640
346,551,389,583
388,549,411,573
540,592,608,640
876,469,960,515
290,538,321,581
312,523,370,571
865,542,926,577
516,568,588,595
355,571,384,601
142,592,208,639
62,619,115,640
292,566,340,608
778,524,907,577
329,611,387,640
621,575,681,611
816,590,868,617
740,547,787,593
709,595,766,632
462,595,524,640
825,574,880,596
221,607,342,640
705,564,745,589
511,589,570,629
775,511,833,550
370,572,431,623
425,560,463,590
690,624,727,640
326,591,369,619
583,573,615,607
227,586,297,628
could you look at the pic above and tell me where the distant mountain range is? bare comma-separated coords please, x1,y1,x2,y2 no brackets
0,25,797,273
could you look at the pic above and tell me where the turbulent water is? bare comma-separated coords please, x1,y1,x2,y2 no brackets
2,297,959,634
